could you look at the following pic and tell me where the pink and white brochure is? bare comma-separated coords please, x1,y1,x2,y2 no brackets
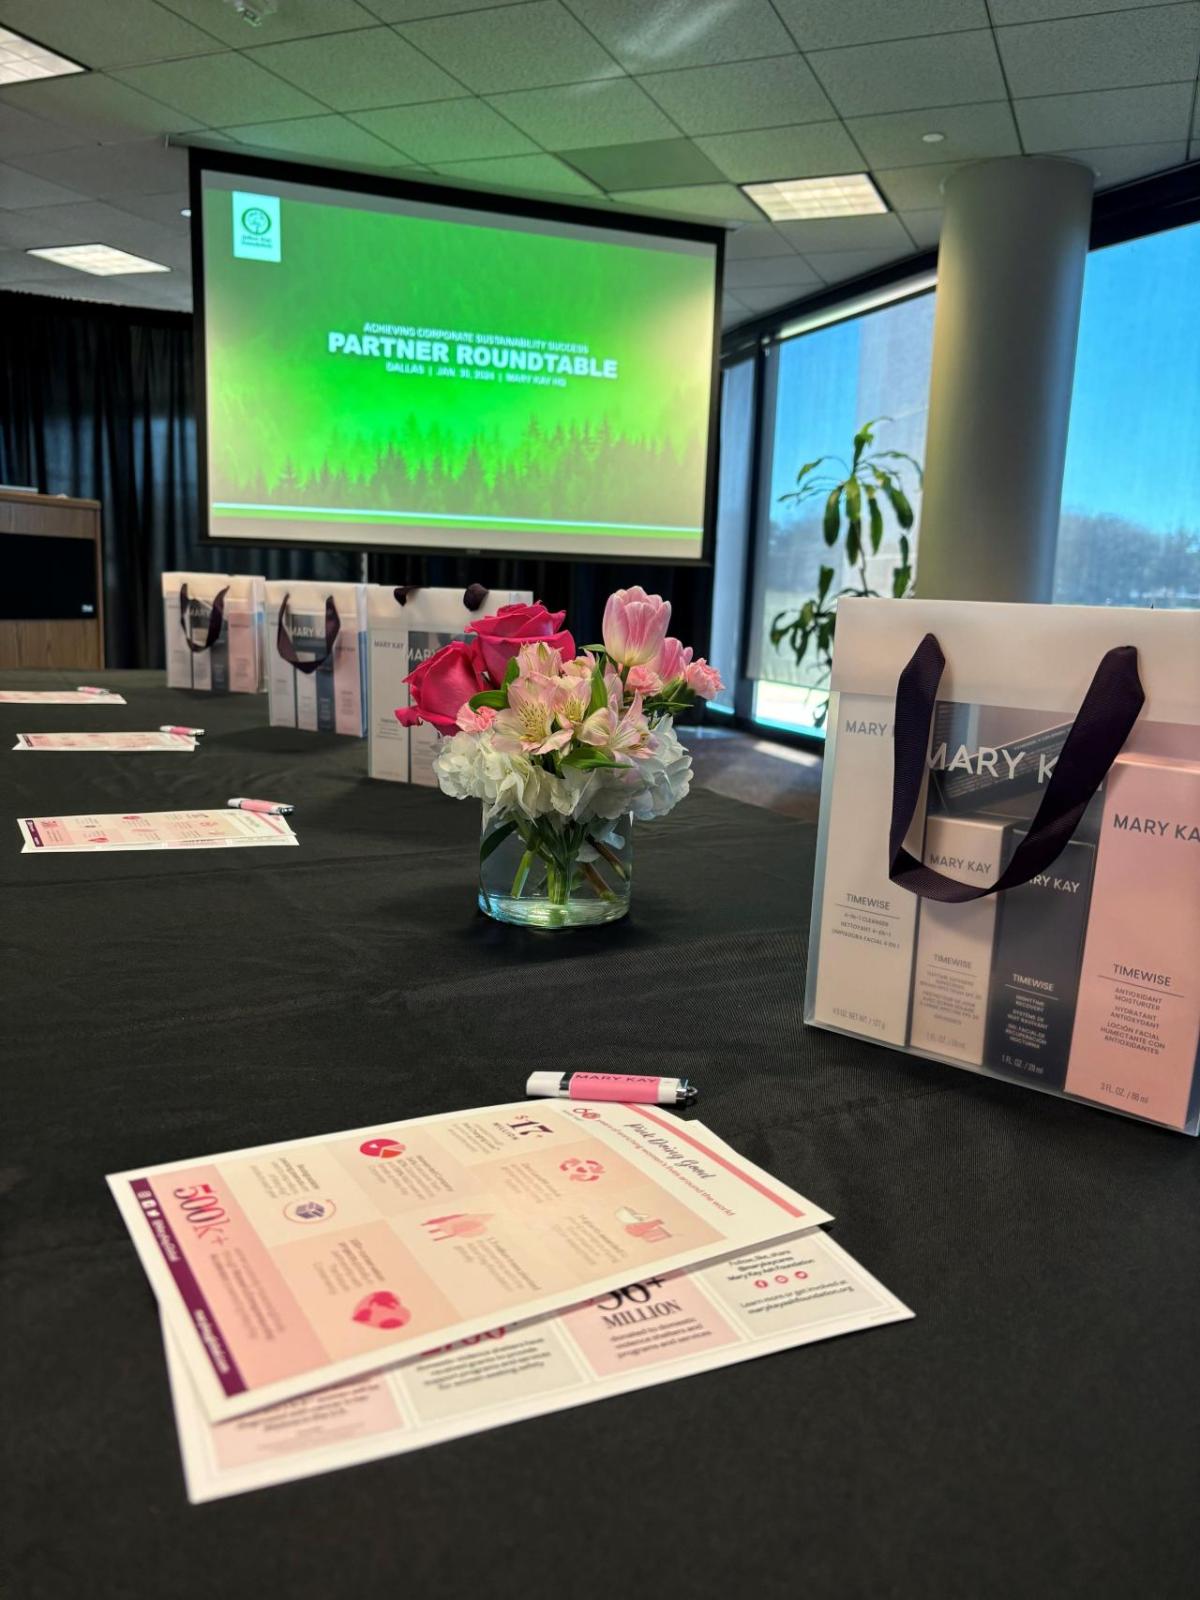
107,1103,833,1423
165,1225,911,1502
18,809,296,854
13,731,195,752
0,690,126,704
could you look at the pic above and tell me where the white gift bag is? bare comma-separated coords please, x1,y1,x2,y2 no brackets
805,597,1200,1133
265,580,368,737
367,585,531,783
162,572,264,694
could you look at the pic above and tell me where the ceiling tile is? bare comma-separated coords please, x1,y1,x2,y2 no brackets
721,290,750,321
996,6,1200,100
157,0,382,47
224,114,406,166
1015,82,1194,151
6,140,187,198
734,285,811,312
0,210,74,249
846,102,1021,169
486,79,677,151
772,0,990,50
874,161,967,212
724,255,822,291
1060,140,1190,187
105,188,191,227
432,151,602,195
245,27,466,111
637,55,833,136
804,243,918,283
0,100,92,156
724,221,799,259
897,208,941,249
365,0,532,17
560,139,725,190
565,0,795,71
770,212,912,252
13,197,184,258
695,122,863,184
0,0,222,68
351,99,538,162
608,182,761,222
398,2,622,94
807,30,1006,117
0,164,87,209
111,52,329,125
990,0,1183,20
0,72,205,143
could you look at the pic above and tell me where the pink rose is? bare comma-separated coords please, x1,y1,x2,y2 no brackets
468,601,575,684
684,658,723,700
395,640,486,735
602,586,671,667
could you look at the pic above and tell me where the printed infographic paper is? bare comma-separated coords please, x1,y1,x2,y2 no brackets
13,731,195,752
0,690,126,704
166,1228,911,1502
18,809,296,854
108,1104,830,1422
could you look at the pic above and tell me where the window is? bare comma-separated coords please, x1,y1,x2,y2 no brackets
750,291,934,734
708,358,755,714
1052,222,1200,608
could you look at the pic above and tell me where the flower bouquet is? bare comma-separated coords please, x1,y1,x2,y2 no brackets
397,589,722,927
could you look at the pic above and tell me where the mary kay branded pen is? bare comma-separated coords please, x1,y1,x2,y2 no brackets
526,1071,698,1107
227,797,294,816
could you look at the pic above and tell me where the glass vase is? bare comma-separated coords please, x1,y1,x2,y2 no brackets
478,811,633,928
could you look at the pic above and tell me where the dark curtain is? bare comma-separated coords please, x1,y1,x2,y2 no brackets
0,290,714,669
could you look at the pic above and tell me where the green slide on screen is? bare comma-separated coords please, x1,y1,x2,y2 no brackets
202,180,716,551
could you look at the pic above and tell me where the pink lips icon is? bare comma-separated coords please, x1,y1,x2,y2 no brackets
351,1291,411,1331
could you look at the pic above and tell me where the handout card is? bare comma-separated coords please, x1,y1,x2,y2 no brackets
166,1227,912,1502
19,809,296,854
108,1104,831,1422
14,731,194,752
0,690,126,704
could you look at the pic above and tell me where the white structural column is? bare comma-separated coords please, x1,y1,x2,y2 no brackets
916,156,1095,602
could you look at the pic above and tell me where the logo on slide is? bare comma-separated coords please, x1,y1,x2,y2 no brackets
360,1137,405,1159
231,190,280,262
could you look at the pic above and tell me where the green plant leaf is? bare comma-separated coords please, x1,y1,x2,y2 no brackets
822,485,842,546
852,417,886,465
900,534,910,567
844,478,862,565
866,486,884,553
479,820,516,864
892,564,912,599
586,664,607,717
817,564,834,602
871,449,924,483
888,484,914,529
794,455,830,485
502,654,520,688
468,688,507,711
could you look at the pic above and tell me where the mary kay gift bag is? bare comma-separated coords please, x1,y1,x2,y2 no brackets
265,580,368,737
163,573,265,693
367,584,531,784
805,598,1200,1132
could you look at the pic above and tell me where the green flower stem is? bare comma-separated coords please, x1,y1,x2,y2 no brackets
587,834,628,881
511,848,536,899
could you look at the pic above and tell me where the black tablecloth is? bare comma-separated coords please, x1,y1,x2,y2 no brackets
3,672,1197,1600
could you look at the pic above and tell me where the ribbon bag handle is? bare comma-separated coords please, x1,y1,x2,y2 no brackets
889,633,1145,904
179,582,229,653
275,593,341,675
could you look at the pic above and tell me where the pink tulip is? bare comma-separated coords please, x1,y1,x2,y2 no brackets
684,658,724,699
654,636,692,685
601,586,671,667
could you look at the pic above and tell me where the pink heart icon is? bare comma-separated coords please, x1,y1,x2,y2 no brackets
351,1290,411,1331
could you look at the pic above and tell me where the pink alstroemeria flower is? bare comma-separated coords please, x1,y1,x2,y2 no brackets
517,640,564,678
578,693,655,762
491,676,573,756
601,586,671,667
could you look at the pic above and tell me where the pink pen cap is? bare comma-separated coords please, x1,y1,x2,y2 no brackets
159,725,204,737
227,797,293,815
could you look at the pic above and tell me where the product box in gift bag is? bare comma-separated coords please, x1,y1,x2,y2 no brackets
367,585,532,784
162,573,265,693
265,581,367,736
805,598,1200,1133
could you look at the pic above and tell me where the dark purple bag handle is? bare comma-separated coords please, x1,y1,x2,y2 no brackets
179,582,229,653
393,584,490,611
275,593,341,675
889,633,1145,903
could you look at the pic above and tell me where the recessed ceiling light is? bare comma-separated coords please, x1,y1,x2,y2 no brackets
740,173,888,222
26,245,171,277
922,132,946,144
0,25,85,85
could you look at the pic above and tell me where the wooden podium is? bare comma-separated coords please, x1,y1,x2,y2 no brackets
0,490,105,670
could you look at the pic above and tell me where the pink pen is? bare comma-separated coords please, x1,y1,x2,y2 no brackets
227,797,293,815
76,686,111,695
526,1071,698,1107
159,725,204,737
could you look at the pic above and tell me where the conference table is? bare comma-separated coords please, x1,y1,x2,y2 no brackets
4,671,1197,1600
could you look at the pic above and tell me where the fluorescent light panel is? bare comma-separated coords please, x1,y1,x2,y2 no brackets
0,25,84,85
26,245,170,276
742,173,887,221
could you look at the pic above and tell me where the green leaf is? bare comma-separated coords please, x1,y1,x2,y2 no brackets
817,564,834,603
844,479,862,565
900,534,910,567
871,449,924,483
794,455,830,485
887,484,914,529
852,417,885,465
892,565,911,599
479,820,516,864
586,664,608,717
502,654,520,688
822,485,842,546
468,688,507,711
866,486,884,554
